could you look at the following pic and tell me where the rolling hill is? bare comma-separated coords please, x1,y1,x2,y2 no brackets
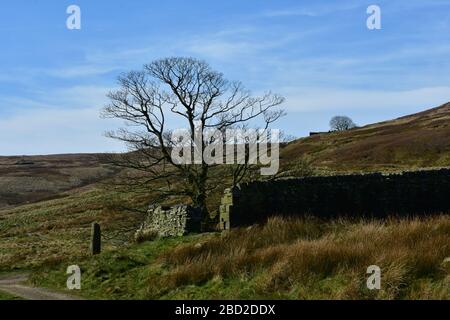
0,154,118,209
281,102,450,172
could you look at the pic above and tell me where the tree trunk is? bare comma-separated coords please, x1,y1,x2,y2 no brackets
192,167,209,228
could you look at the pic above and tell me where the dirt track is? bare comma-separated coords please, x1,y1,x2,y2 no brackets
0,274,82,300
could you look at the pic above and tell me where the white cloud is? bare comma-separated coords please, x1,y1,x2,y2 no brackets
260,8,318,18
44,65,118,78
0,106,124,155
46,85,113,108
282,86,450,112
0,85,123,155
186,40,259,60
259,2,361,18
184,27,322,62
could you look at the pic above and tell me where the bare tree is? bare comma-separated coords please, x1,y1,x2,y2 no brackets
102,57,285,220
329,116,356,131
279,130,297,144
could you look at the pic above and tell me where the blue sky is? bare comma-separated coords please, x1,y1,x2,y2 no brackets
1,0,450,155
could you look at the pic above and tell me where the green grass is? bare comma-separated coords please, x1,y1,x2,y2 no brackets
0,186,149,272
30,216,450,300
29,235,204,300
0,290,22,300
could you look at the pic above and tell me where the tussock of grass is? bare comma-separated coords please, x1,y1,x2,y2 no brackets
154,216,450,299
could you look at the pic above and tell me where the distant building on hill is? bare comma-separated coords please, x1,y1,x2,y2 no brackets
309,131,330,136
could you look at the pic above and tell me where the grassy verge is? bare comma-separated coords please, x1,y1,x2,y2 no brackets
31,215,450,300
29,234,204,299
0,290,22,300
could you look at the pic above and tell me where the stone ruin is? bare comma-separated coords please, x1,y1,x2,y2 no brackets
135,205,202,239
136,168,450,238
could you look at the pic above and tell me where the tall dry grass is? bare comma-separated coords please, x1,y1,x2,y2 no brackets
151,215,450,299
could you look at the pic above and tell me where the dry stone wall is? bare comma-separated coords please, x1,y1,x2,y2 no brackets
220,169,450,229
